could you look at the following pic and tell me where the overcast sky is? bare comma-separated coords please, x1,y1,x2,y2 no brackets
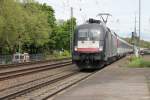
36,0,150,41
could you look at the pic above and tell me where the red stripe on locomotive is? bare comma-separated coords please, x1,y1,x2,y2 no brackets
77,48,101,53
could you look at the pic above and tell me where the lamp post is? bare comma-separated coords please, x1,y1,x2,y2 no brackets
70,7,73,53
138,0,141,55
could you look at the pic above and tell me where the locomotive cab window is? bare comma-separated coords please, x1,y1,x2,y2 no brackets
78,29,101,41
89,29,100,40
78,29,88,40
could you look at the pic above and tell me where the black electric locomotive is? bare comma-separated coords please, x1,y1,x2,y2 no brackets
72,18,132,69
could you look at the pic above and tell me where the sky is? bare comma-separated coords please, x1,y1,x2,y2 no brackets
36,0,150,41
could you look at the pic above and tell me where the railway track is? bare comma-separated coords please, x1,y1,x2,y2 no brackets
0,70,77,100
0,59,72,81
0,58,71,68
0,57,124,100
19,72,95,100
0,65,96,100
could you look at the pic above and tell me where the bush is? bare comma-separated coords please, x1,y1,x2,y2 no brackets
61,50,71,57
128,56,150,68
56,50,71,58
45,50,71,60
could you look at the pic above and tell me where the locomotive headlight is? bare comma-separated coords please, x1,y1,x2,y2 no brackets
99,46,103,51
74,46,77,51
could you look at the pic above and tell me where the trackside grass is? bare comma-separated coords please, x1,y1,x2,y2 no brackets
128,56,150,68
45,50,71,60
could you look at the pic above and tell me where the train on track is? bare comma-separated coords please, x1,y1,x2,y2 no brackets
72,18,133,69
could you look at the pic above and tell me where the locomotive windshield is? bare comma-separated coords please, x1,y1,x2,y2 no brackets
78,29,100,41
89,29,100,40
78,29,88,39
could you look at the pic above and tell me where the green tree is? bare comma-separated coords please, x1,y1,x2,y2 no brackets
0,0,52,54
0,0,25,54
22,2,50,53
40,3,57,53
123,37,150,49
55,18,76,51
0,0,77,55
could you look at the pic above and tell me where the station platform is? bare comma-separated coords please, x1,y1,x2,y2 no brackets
52,59,150,100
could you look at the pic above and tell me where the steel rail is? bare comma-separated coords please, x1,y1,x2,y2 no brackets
0,60,72,81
